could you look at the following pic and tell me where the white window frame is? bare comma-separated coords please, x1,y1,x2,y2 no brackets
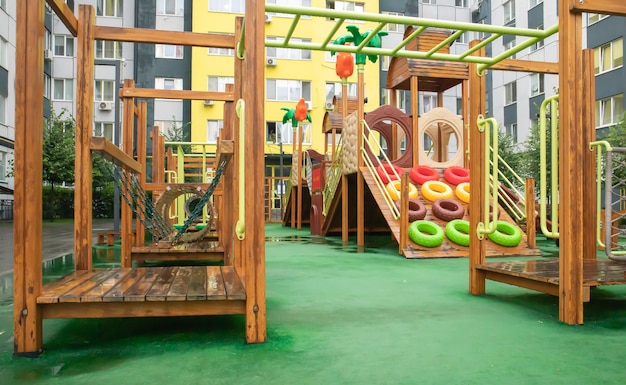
325,82,357,103
53,79,74,101
596,94,624,129
266,37,311,60
207,120,224,144
208,0,245,14
529,25,544,52
382,11,405,33
0,95,5,125
529,0,542,8
44,74,51,99
0,37,7,69
94,122,115,142
530,73,544,97
97,0,124,17
504,81,517,105
326,1,365,22
95,40,123,59
420,93,438,114
503,0,515,24
0,151,6,181
155,44,184,59
95,79,115,102
208,47,234,56
422,0,436,4
503,39,516,59
455,0,469,7
588,13,609,26
594,38,623,75
156,0,184,16
266,79,312,102
54,35,74,57
155,77,183,91
207,76,234,92
505,123,518,143
268,121,311,145
0,0,6,11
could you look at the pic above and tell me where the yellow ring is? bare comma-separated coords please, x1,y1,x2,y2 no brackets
386,180,418,201
421,180,453,202
455,182,470,203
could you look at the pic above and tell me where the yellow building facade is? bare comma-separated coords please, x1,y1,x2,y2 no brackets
191,0,381,172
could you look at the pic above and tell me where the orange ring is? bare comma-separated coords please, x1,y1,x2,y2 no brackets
386,180,418,201
455,182,470,203
421,180,453,202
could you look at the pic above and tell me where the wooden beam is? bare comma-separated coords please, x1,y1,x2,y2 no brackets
46,0,78,36
91,137,142,173
121,79,135,268
135,101,148,247
74,5,95,271
489,59,559,74
570,0,626,16
558,3,584,325
120,87,235,101
483,271,559,297
94,26,236,48
582,49,597,260
13,0,44,356
525,178,536,248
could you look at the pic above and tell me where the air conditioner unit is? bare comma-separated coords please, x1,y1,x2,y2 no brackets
325,102,334,111
265,14,272,23
44,49,53,61
204,100,215,106
305,101,313,111
266,57,277,66
98,101,113,111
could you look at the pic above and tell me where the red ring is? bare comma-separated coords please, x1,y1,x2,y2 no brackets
409,165,440,185
395,199,426,222
432,198,465,222
443,166,470,186
376,164,403,184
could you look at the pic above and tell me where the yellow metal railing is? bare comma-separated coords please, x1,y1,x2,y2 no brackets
539,95,559,239
476,115,499,240
489,148,526,222
589,140,611,249
235,99,245,240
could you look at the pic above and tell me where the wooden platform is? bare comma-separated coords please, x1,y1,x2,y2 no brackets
37,266,245,319
360,167,541,259
131,240,224,263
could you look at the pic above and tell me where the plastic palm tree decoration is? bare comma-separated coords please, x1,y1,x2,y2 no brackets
331,25,387,65
281,98,312,129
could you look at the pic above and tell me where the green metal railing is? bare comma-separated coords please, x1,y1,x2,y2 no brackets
489,147,526,222
476,115,499,240
539,95,559,239
264,4,558,72
589,140,611,250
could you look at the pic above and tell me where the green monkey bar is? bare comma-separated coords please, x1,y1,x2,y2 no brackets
264,4,558,72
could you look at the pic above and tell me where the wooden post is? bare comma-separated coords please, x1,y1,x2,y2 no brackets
582,48,597,260
74,4,95,270
13,0,44,356
242,2,267,342
233,18,244,275
151,126,163,184
223,83,235,267
399,173,409,254
411,76,419,166
135,101,147,247
525,178,536,248
121,79,135,267
357,66,365,247
468,42,487,295
462,79,470,168
297,123,303,230
558,2,584,324
341,84,349,242
291,129,296,229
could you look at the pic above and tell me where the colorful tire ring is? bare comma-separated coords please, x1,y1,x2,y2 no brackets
376,163,403,184
432,198,465,222
408,220,445,248
386,180,418,201
443,166,470,186
445,219,470,247
421,180,453,202
409,165,440,185
394,199,427,222
487,221,523,247
455,182,470,203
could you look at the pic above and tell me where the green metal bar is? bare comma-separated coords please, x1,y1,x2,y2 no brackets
589,140,612,249
476,115,499,239
176,145,185,226
458,34,500,60
539,95,559,239
424,30,465,58
282,14,302,45
356,22,386,51
321,18,346,48
235,99,245,240
391,26,427,55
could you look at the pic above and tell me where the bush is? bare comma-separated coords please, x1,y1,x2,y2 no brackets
41,182,115,220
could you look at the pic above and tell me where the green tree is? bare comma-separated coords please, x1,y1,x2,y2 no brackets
43,109,76,220
520,115,556,207
496,128,526,191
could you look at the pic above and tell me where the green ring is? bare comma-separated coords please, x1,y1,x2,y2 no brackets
408,220,445,248
445,219,470,247
487,221,522,247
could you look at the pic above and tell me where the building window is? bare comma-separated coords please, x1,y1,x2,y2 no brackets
596,94,624,128
0,37,6,68
53,79,74,101
455,0,469,7
529,0,542,8
157,0,184,16
588,13,609,25
505,123,518,143
382,11,405,33
0,151,6,181
504,81,517,105
381,55,390,71
420,93,438,114
207,120,223,143
44,74,51,99
422,0,436,4
156,77,183,91
594,38,623,75
266,121,311,145
209,0,245,14
0,0,5,11
267,0,311,7
326,1,365,21
208,47,234,56
95,80,115,101
456,32,470,45
54,35,74,57
207,76,234,92
266,79,312,102
503,39,516,59
325,82,357,103
155,44,184,59
94,122,115,142
530,73,544,96
475,19,489,40
97,0,123,17
95,40,123,59
456,98,463,115
266,37,312,60
530,25,544,52
503,0,515,24
0,95,5,124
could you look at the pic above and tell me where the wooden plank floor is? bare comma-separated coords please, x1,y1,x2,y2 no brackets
477,258,626,286
360,167,541,259
131,240,224,262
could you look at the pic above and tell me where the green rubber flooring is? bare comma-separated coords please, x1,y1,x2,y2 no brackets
1,223,625,384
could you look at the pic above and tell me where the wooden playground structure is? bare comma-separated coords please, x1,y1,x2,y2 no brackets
11,0,626,356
